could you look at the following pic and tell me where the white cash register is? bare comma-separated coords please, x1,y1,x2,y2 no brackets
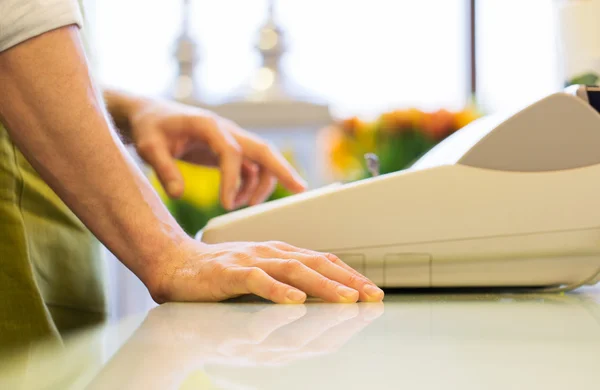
196,86,600,292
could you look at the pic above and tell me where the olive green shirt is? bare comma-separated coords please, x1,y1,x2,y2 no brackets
0,0,107,352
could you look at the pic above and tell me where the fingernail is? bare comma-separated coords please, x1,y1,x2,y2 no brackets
167,182,180,196
297,178,308,190
224,195,235,211
337,286,359,300
364,285,384,300
286,290,306,303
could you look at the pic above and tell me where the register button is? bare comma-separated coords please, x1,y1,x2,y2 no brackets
384,253,431,287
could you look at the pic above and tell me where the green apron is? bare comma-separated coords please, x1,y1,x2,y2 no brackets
0,125,108,350
0,3,107,353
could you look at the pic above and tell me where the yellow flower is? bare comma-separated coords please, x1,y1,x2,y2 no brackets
454,107,481,130
329,133,353,171
177,161,221,209
149,160,221,209
355,122,377,153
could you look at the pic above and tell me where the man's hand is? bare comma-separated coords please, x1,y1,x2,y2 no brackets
149,238,385,304
102,91,384,304
105,91,307,210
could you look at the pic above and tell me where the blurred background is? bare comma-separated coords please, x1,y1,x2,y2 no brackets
80,0,599,318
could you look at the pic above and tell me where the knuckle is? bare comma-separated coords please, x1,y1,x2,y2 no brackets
198,115,219,131
267,240,288,249
258,141,274,158
307,255,326,269
228,143,243,157
317,277,336,291
137,139,158,155
345,272,363,286
324,253,340,263
267,280,281,297
232,251,254,265
208,261,227,277
224,139,242,157
283,259,303,274
156,162,175,176
252,243,272,257
246,267,265,282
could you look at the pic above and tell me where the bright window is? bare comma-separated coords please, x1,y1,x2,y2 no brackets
85,0,560,116
476,0,561,113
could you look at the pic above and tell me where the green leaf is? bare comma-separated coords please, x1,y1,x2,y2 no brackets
566,73,599,87
169,199,225,237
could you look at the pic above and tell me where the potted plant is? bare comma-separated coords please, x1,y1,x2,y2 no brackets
320,107,481,182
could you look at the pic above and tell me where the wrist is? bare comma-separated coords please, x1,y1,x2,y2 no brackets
141,234,207,303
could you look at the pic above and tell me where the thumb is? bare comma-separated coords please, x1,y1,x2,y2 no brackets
138,138,184,198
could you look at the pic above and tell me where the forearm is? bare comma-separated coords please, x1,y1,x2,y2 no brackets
0,26,187,286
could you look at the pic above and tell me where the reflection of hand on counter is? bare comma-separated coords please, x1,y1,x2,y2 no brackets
214,303,384,366
86,302,384,389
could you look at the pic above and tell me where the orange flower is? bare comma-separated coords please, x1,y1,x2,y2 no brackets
322,105,482,179
422,109,455,140
339,116,366,137
379,108,425,133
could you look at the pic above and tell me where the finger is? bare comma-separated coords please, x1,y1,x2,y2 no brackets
274,242,367,279
288,246,382,290
258,259,359,303
136,134,184,198
248,168,277,206
269,243,384,302
187,117,242,210
228,127,307,193
222,267,307,304
234,160,259,208
303,253,384,302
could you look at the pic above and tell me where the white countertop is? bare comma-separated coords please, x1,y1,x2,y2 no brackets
2,286,600,390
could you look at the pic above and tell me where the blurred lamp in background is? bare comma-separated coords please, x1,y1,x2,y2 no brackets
191,0,333,131
247,0,288,99
171,0,200,102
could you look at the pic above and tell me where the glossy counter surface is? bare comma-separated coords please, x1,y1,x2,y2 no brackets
2,287,600,389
